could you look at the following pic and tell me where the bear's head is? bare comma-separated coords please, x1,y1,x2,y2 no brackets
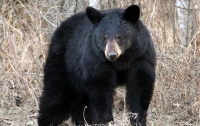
86,5,140,61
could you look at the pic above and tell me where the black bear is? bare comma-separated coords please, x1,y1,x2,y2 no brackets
38,5,156,126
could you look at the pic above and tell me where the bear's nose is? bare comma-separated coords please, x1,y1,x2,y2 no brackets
108,52,118,61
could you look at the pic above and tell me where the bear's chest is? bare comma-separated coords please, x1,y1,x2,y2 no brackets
111,54,133,70
116,70,127,86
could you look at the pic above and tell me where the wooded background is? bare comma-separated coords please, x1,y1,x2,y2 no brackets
0,0,200,125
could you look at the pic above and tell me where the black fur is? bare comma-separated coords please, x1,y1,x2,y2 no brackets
38,5,156,126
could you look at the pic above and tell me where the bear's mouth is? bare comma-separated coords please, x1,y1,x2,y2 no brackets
105,52,119,61
108,58,118,61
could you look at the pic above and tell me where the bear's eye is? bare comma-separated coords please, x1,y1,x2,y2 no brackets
116,35,122,40
102,36,108,41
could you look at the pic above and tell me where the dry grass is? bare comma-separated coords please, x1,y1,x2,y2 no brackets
0,0,200,126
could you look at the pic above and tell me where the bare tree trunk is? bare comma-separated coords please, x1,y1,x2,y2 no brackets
89,0,101,9
176,0,197,47
100,0,137,9
46,0,88,27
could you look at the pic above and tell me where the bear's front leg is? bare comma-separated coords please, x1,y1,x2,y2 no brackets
126,61,156,126
87,86,114,125
82,60,117,125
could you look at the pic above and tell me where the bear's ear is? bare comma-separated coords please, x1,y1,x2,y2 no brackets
123,5,140,24
86,6,104,25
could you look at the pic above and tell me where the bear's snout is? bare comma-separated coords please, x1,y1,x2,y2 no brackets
108,52,118,61
105,40,121,61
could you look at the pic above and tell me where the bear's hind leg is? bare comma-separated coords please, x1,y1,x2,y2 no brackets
38,95,71,126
